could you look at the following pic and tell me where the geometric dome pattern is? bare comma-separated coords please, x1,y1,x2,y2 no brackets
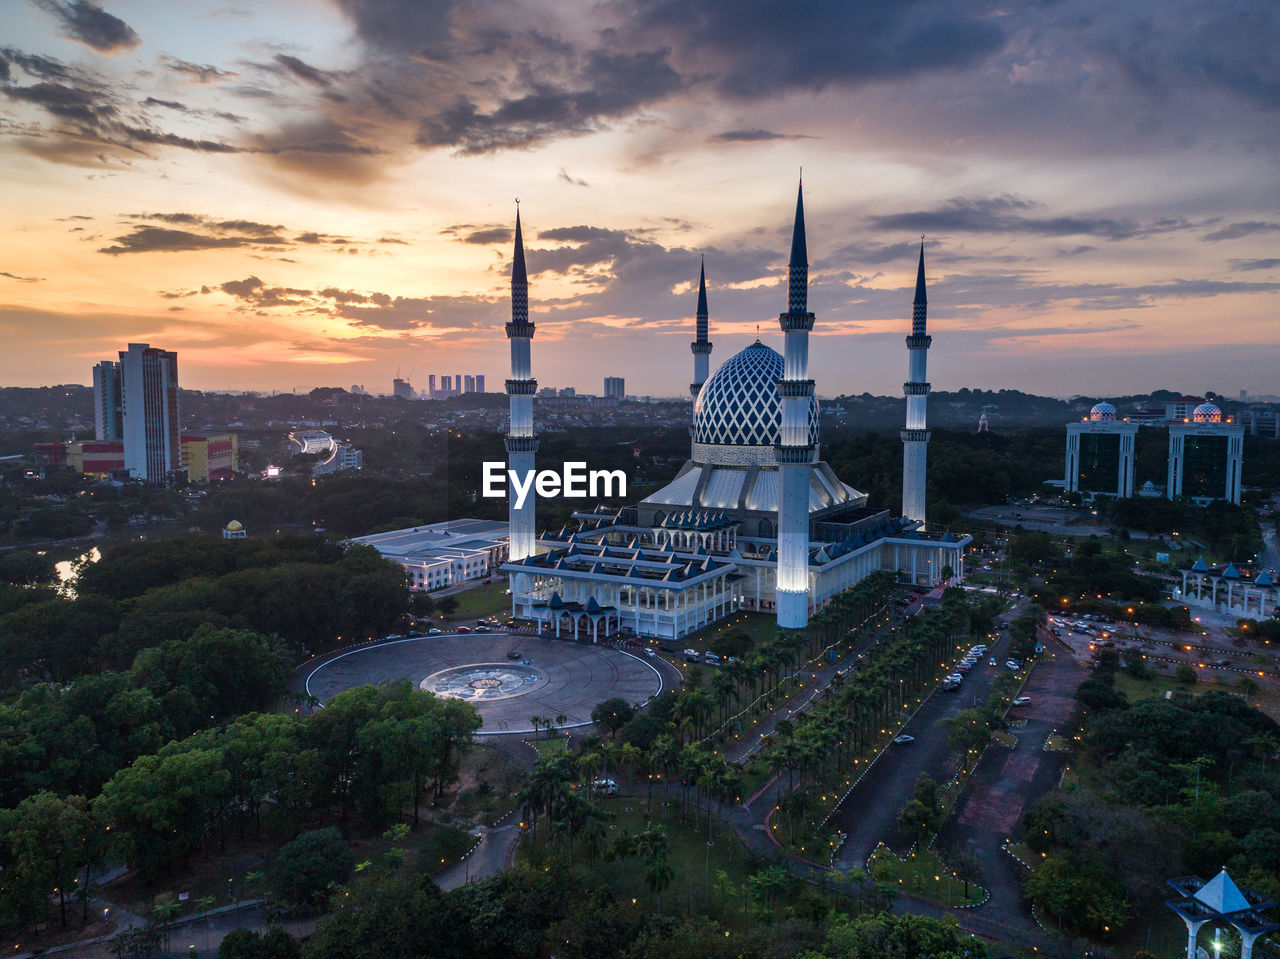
1192,402,1222,423
1089,401,1117,421
692,342,819,448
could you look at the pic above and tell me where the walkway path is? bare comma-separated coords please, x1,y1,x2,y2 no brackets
934,641,1088,935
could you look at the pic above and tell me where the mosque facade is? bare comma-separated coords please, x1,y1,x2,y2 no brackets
500,184,970,641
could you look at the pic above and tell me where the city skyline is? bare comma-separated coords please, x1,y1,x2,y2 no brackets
2,0,1278,397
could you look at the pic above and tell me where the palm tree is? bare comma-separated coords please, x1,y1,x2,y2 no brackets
634,827,674,913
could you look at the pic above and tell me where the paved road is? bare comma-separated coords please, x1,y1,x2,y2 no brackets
1261,524,1280,579
435,823,522,891
831,612,1023,867
935,640,1088,934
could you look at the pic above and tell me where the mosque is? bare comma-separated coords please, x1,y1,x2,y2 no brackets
499,184,970,641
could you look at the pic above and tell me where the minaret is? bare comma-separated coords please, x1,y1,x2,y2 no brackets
505,205,538,561
775,181,816,629
690,259,712,396
901,240,931,528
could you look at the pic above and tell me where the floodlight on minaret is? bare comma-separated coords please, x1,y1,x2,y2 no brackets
690,258,712,396
901,237,932,529
775,179,816,629
505,203,538,562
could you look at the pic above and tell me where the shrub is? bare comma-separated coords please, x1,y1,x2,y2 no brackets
268,826,355,913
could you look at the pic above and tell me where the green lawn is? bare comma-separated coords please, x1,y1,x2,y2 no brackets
1112,668,1280,718
441,580,512,620
868,844,986,907
681,611,779,655
528,736,570,757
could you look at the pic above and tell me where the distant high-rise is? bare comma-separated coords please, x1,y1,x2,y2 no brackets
442,375,453,392
603,376,625,399
428,374,437,395
464,374,475,393
92,360,122,441
392,377,414,400
119,343,180,484
475,374,485,393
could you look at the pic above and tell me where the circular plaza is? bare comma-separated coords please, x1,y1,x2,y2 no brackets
302,634,665,735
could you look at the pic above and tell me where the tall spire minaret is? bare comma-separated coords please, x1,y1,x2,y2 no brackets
690,259,712,396
776,180,816,629
901,239,932,528
505,204,538,561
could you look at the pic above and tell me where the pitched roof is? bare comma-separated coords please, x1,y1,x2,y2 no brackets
1194,870,1251,915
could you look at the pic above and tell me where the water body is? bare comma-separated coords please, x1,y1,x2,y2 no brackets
54,546,100,595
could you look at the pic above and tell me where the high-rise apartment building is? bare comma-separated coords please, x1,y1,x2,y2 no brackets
475,374,485,393
464,374,475,393
119,343,180,484
603,376,625,399
92,360,123,441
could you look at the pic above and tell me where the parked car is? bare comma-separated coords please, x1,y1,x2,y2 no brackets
591,779,618,796
1006,660,1022,670
703,652,722,666
683,649,700,662
988,658,998,666
644,648,657,658
1012,696,1031,706
427,628,442,635
893,735,915,744
455,626,471,634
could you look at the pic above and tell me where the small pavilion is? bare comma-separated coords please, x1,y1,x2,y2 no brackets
1166,868,1279,959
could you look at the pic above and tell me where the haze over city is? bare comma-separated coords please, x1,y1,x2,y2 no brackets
1,0,1278,397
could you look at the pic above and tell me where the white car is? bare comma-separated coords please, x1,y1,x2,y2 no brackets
683,649,700,662
591,778,618,796
1006,660,1022,670
1012,696,1031,706
893,735,915,744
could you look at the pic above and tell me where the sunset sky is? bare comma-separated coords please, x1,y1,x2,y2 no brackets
2,0,1278,398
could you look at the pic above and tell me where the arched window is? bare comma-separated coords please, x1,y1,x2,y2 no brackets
758,518,773,538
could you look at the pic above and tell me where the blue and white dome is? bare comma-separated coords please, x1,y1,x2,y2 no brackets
1089,402,1117,421
692,342,818,465
1192,402,1222,423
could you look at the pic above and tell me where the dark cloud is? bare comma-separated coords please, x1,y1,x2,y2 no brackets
869,195,1194,241
273,54,336,88
219,275,312,307
98,227,287,255
461,227,511,245
558,168,589,186
35,0,140,54
833,239,923,266
1,271,42,282
1229,258,1280,271
140,96,246,122
710,128,813,142
0,49,250,161
158,56,238,84
416,48,683,154
631,0,1006,99
1203,221,1280,242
